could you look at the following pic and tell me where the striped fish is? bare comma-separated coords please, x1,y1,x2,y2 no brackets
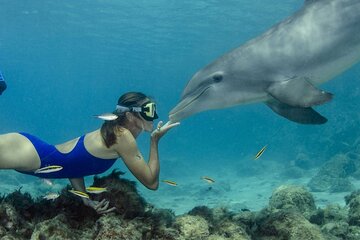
86,187,107,194
35,165,63,174
68,190,90,199
162,180,178,186
254,145,267,160
201,176,215,184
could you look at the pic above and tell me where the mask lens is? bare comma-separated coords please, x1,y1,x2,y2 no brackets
140,102,158,121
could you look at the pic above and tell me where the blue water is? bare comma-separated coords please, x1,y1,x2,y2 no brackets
1,0,360,212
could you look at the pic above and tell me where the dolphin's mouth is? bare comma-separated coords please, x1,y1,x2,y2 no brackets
170,86,211,116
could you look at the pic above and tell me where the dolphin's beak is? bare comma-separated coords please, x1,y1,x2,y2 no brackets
169,86,211,122
169,97,193,122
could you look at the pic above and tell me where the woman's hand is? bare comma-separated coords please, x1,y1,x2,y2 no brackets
82,198,116,215
151,121,180,141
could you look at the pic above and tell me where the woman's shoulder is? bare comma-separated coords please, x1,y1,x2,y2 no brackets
110,128,137,154
114,127,136,145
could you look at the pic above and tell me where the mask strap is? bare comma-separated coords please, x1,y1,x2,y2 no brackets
130,106,142,113
115,105,130,113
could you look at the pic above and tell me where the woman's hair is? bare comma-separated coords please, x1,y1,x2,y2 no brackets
100,92,149,148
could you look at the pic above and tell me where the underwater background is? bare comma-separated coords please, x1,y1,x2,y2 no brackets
1,0,360,218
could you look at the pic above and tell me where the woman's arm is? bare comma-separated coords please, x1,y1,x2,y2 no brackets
69,177,86,192
115,132,160,190
115,121,179,190
69,178,115,214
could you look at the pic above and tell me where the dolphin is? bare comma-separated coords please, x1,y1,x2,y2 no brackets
169,0,360,124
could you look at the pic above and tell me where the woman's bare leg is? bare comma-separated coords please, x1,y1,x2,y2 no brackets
0,133,41,171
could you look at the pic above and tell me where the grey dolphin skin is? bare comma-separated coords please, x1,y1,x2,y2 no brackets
169,0,360,124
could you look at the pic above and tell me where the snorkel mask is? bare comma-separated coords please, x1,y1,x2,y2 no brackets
116,101,159,121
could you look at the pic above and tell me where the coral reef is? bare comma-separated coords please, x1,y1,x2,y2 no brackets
293,152,314,170
346,191,360,226
268,185,316,219
91,170,147,219
31,214,88,240
175,215,210,239
2,174,360,239
308,153,357,192
254,209,325,240
188,206,251,239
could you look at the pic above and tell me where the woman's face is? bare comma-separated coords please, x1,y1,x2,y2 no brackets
137,99,156,132
140,116,154,132
132,113,153,133
126,98,157,133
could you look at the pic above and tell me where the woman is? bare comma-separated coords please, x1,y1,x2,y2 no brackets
0,92,179,214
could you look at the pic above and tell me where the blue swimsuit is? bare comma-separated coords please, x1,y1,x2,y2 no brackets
17,133,117,179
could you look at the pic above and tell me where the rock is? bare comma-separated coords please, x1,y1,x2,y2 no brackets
213,220,251,240
346,226,360,240
0,204,21,232
255,210,326,240
174,215,209,240
348,195,360,226
94,214,145,240
268,185,316,219
31,214,82,240
294,152,313,170
308,154,356,192
321,221,349,239
310,204,348,226
233,210,256,228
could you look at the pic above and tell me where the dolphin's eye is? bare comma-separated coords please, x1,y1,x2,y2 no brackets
212,73,223,83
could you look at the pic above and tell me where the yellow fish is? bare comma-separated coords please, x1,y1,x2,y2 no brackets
68,190,90,199
201,176,215,184
162,180,178,186
86,187,107,194
254,145,267,160
34,165,63,174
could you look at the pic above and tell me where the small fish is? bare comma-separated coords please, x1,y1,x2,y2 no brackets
68,190,90,199
42,178,54,186
93,113,118,121
43,193,60,200
201,176,215,184
34,165,63,174
254,145,267,160
162,180,178,186
86,187,107,194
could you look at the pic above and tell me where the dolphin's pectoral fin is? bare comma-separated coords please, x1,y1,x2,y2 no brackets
267,77,333,108
266,99,327,124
